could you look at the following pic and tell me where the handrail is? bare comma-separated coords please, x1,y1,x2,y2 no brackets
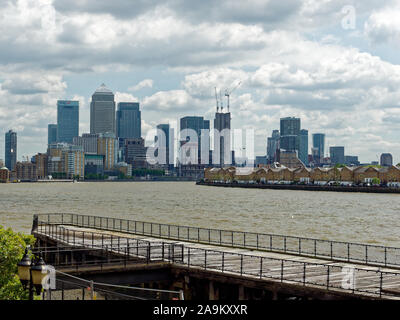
34,221,400,299
33,213,400,268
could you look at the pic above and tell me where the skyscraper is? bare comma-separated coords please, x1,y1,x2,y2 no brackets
214,112,231,166
330,146,345,165
312,133,325,164
5,130,17,171
116,102,141,139
156,124,174,167
267,130,280,163
90,84,116,135
48,124,58,145
180,116,210,165
380,153,393,167
57,100,79,143
73,133,99,154
279,117,300,152
299,129,309,166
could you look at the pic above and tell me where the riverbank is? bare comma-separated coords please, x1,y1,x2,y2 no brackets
197,181,400,193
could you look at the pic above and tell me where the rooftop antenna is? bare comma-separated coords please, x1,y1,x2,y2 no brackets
214,87,219,112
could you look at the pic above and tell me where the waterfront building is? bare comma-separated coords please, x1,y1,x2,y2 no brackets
0,167,9,183
255,156,268,167
298,129,308,166
267,130,280,164
33,153,48,179
48,124,58,145
73,133,99,154
125,138,146,168
277,150,304,168
115,162,132,177
214,111,231,166
15,162,37,181
57,100,79,143
312,133,325,165
47,143,84,179
380,153,393,167
5,129,17,171
116,102,141,139
90,84,116,135
97,133,118,171
330,146,345,165
180,116,210,165
84,154,104,176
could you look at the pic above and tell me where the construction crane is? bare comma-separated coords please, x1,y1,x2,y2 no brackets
224,81,241,112
214,87,219,112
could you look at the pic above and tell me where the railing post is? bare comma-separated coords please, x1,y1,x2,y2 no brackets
303,263,306,285
384,247,387,267
327,266,330,289
204,251,207,269
243,233,246,247
270,235,272,250
379,272,383,298
365,246,368,264
314,239,317,257
256,234,259,249
162,242,165,260
219,230,222,245
222,252,225,272
284,237,286,252
159,224,161,237
240,255,243,276
348,243,350,262
299,238,301,254
197,228,200,243
147,243,150,263
208,229,210,243
330,242,333,259
281,260,284,282
188,248,190,267
101,234,104,248
259,257,263,279
231,231,233,247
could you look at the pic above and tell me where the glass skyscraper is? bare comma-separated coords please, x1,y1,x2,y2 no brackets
5,129,17,170
214,112,231,166
279,117,300,152
330,146,345,165
180,116,210,164
116,102,141,139
90,84,116,135
156,124,174,167
57,100,79,143
48,124,58,145
312,133,325,163
299,129,309,165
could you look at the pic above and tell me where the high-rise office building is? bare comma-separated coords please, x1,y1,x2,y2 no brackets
156,124,174,167
299,129,309,166
5,130,17,171
180,116,210,165
125,138,147,168
214,112,231,166
73,133,99,154
380,153,393,167
48,124,58,145
90,84,116,135
57,100,79,143
116,102,141,139
267,130,280,163
312,133,325,164
279,117,300,152
330,146,345,165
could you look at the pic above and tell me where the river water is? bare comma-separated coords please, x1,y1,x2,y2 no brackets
1,181,400,247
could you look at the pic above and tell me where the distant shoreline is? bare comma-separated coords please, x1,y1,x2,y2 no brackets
196,181,400,194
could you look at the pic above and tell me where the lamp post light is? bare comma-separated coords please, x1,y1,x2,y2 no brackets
17,247,48,300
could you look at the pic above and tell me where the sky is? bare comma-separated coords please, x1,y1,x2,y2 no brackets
1,0,400,164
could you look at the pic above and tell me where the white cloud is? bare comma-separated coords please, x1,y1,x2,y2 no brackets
128,79,153,91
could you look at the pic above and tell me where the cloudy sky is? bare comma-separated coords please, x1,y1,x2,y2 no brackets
1,0,400,163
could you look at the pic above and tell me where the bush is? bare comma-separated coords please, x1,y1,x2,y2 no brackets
0,226,36,300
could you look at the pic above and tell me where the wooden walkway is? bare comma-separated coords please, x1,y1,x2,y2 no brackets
34,224,400,300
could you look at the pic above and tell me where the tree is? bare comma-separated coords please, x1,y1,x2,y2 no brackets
0,225,36,300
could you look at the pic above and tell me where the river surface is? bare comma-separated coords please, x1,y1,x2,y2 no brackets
1,181,400,247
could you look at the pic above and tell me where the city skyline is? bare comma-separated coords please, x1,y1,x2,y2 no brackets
1,1,400,163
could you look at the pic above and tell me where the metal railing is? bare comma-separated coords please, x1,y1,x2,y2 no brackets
34,221,400,299
34,213,400,269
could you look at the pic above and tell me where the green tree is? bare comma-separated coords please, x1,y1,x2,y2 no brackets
0,226,36,300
